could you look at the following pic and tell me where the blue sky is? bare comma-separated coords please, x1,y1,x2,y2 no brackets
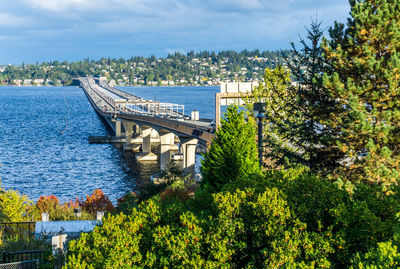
0,0,350,64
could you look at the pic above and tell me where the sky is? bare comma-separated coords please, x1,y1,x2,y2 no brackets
0,0,350,64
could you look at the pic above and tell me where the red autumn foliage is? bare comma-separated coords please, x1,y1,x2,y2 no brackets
36,195,59,213
79,189,114,214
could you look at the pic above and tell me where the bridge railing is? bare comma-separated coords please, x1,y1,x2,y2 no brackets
80,77,187,118
122,102,184,118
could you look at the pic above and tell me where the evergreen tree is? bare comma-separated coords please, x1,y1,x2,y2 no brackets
245,21,341,172
283,20,343,172
200,105,261,193
322,0,400,188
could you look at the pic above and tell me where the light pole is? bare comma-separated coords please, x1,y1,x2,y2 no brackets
253,102,266,168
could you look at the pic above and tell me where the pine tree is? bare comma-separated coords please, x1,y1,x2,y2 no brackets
322,0,400,188
200,105,261,193
284,19,343,171
245,21,342,172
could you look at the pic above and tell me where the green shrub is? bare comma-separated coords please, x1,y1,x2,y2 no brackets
115,191,138,215
0,183,36,222
350,240,400,269
201,105,261,193
65,187,332,268
223,166,400,267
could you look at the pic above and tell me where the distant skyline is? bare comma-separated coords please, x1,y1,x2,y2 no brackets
1,0,350,64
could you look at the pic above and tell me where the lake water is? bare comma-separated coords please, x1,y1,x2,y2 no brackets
117,86,217,120
0,86,219,203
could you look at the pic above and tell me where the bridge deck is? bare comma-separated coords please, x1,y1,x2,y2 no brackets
77,77,215,144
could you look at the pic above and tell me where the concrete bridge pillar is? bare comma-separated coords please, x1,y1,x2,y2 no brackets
122,120,135,150
142,128,152,153
180,137,198,176
133,124,140,136
136,127,157,161
159,132,175,170
115,119,122,137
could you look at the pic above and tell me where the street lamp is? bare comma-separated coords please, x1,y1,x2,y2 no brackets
253,102,266,168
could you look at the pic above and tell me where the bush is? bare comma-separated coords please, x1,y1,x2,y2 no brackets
36,195,60,213
65,187,332,268
222,166,400,267
36,195,92,221
116,191,138,215
351,240,400,268
79,189,114,214
0,183,36,222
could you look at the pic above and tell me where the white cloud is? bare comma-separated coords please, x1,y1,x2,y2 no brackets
205,0,264,11
0,0,350,62
19,0,171,14
20,0,90,12
0,13,35,28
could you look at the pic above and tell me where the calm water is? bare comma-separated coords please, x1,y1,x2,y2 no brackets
0,86,219,202
118,86,218,120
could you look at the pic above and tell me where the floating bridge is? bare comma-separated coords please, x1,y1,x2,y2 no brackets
75,77,215,175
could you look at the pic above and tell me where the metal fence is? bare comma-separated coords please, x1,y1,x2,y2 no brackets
0,259,39,269
0,222,36,239
2,251,46,264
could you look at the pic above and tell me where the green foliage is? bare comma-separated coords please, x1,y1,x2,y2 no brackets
116,164,187,214
245,21,340,172
0,234,50,252
201,105,261,193
115,191,138,215
322,0,400,187
350,239,400,268
0,50,290,86
244,65,296,168
0,183,35,222
66,187,334,268
159,178,198,204
0,234,58,269
0,235,54,269
284,20,342,172
0,184,110,222
223,166,400,267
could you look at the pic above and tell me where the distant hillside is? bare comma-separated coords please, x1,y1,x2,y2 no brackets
0,50,289,86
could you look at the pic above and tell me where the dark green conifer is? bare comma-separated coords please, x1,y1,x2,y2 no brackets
282,19,342,172
200,105,261,193
247,21,341,173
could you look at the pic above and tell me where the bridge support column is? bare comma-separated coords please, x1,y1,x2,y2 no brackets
160,132,175,170
136,128,157,161
122,121,134,151
180,137,198,176
115,119,122,137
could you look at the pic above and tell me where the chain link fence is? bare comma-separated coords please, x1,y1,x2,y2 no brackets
0,259,39,269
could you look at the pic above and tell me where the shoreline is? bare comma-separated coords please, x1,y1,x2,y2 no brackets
0,84,220,87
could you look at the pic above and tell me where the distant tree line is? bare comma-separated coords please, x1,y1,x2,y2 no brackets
0,49,290,86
